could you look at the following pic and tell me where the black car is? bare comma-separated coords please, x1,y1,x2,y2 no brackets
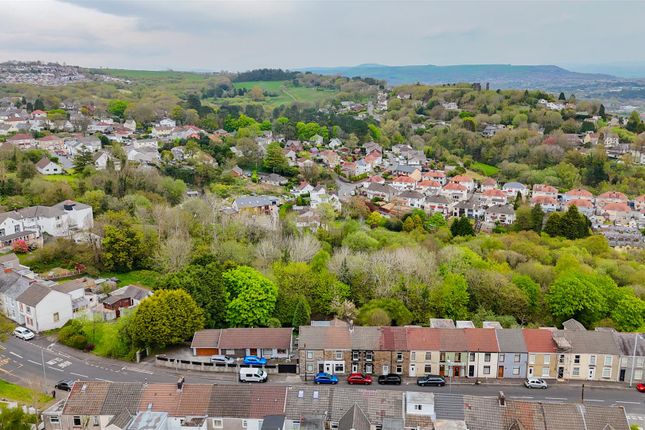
55,379,76,391
416,375,446,387
377,373,402,385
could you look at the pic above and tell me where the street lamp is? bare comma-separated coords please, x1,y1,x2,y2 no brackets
447,359,453,393
629,334,643,388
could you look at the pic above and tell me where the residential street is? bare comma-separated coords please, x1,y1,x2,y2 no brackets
1,335,644,426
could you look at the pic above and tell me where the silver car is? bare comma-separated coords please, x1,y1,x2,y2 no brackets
524,377,548,389
13,326,35,340
210,355,235,364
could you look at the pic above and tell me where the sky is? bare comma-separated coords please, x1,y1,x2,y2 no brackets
1,0,644,74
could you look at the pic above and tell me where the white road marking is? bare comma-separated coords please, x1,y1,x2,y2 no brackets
58,361,71,369
48,366,64,372
512,396,534,399
545,397,567,400
95,378,112,382
616,401,640,405
70,372,88,378
27,359,42,366
123,366,154,375
9,352,22,359
46,358,62,365
585,399,604,402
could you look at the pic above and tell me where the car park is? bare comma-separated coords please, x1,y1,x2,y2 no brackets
242,356,267,366
13,327,35,340
377,373,402,385
347,373,373,385
314,372,339,384
210,355,235,364
524,378,548,389
55,379,76,391
416,375,446,387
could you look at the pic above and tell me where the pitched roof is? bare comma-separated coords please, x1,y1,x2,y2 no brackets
63,381,111,415
556,330,620,355
437,328,468,351
52,277,95,294
597,191,627,201
565,188,593,198
339,404,371,430
495,329,527,352
299,326,352,350
465,328,499,352
532,184,558,194
138,383,181,414
444,183,466,191
612,332,645,357
101,382,143,415
379,327,408,351
603,202,631,212
217,328,292,350
522,329,557,353
406,327,441,350
190,329,222,349
35,157,55,169
16,283,52,306
175,384,213,416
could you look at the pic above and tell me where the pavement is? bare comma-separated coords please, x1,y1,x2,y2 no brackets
1,335,644,426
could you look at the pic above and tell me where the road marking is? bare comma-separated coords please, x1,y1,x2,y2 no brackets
123,366,154,375
70,372,88,378
585,399,604,402
8,352,22,359
545,397,567,401
48,366,64,372
27,359,42,366
512,396,534,399
58,361,71,369
95,378,112,382
46,358,62,366
616,401,640,405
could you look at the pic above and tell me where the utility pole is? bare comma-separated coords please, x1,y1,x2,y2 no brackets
41,348,47,393
581,383,584,403
629,334,640,388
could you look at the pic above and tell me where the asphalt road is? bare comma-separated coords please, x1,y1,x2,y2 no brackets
1,335,644,425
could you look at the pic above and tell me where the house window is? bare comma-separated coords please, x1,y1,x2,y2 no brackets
602,367,611,379
483,366,491,375
514,354,521,363
352,351,359,361
73,416,81,426
637,357,644,368
53,312,59,322
334,363,345,373
469,353,475,362
306,351,314,360
410,352,416,361
365,364,373,374
559,354,565,364
396,352,403,362
440,352,446,362
306,363,314,372
529,354,535,364
544,355,551,365
484,353,491,363
414,404,422,411
365,352,373,362
93,416,99,426
424,352,432,361
225,349,235,355
26,307,31,315
498,353,505,362
292,421,300,430
424,364,432,374
572,367,580,377
574,355,580,364
541,367,550,377
604,356,613,366
49,416,60,424
455,353,462,362
513,367,520,375
589,355,596,366
396,365,402,374
242,420,248,428
212,419,223,428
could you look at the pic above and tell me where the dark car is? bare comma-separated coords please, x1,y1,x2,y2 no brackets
347,373,373,385
416,375,446,387
377,373,402,385
55,379,76,391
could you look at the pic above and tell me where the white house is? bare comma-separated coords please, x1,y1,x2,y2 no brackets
52,200,94,231
502,182,529,200
16,283,73,332
35,157,63,175
310,186,341,211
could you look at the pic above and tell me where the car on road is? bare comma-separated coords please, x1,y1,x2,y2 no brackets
242,356,267,366
210,355,235,365
636,383,645,393
13,326,34,340
314,372,339,385
524,378,548,389
417,375,446,387
55,379,76,391
347,373,372,385
378,374,402,385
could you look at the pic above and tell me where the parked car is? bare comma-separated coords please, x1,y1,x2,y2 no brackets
55,379,76,391
347,373,373,385
242,356,267,366
524,378,548,389
417,375,446,387
377,374,402,385
314,372,339,385
210,355,235,364
636,383,645,393
239,367,268,383
13,327,34,340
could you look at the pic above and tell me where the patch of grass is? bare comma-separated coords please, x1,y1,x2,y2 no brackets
82,317,135,360
0,380,51,405
471,162,500,176
219,80,338,108
100,270,160,288
41,174,80,185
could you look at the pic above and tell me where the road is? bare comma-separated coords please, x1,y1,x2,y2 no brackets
1,336,644,425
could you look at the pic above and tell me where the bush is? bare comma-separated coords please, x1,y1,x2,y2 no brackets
67,334,88,350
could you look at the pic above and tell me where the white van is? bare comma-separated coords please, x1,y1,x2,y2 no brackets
239,367,268,383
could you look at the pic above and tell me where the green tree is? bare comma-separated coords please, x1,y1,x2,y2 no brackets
223,266,278,327
101,217,149,272
626,110,645,133
558,92,566,101
263,142,290,174
107,99,129,119
291,295,311,328
450,216,474,237
73,149,94,172
430,273,470,320
544,206,589,240
598,104,606,119
33,98,45,111
357,298,413,326
342,230,379,251
513,206,533,231
530,204,545,233
16,161,36,180
366,211,384,228
610,291,645,332
512,274,542,318
161,177,187,205
157,263,229,328
0,407,36,430
362,308,391,326
128,289,204,349
547,272,609,327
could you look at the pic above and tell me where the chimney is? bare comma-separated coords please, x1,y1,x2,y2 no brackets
177,376,185,391
349,319,354,333
498,391,506,407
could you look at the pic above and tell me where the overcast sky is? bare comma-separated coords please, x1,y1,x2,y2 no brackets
1,0,644,73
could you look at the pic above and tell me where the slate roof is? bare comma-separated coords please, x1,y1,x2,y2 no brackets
219,328,292,350
299,326,352,350
101,382,143,415
338,404,371,430
612,332,645,357
175,384,213,416
16,283,51,306
190,329,222,349
52,200,91,211
0,270,32,298
234,196,279,209
437,329,468,352
109,284,151,301
63,381,111,415
52,277,95,294
556,330,621,355
430,319,456,329
486,204,515,215
379,327,408,351
563,319,586,331
18,205,65,219
138,384,182,414
495,329,527,353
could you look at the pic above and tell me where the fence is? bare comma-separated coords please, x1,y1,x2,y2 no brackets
155,355,297,374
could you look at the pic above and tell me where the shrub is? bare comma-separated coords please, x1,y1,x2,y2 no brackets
67,334,88,350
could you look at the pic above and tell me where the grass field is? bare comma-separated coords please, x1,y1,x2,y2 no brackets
99,270,160,288
471,162,500,176
0,380,52,405
42,173,80,186
96,68,209,82
216,80,338,108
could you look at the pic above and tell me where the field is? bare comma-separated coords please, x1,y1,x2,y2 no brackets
214,80,338,107
471,162,500,176
0,380,52,405
95,68,211,82
99,270,160,288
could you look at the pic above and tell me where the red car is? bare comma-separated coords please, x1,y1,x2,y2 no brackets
637,383,645,393
347,373,373,385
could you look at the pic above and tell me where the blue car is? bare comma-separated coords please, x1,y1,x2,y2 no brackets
314,372,339,385
243,355,267,366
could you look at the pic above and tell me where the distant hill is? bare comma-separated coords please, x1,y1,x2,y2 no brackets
301,63,620,89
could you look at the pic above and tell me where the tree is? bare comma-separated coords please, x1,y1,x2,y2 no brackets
161,177,187,205
547,272,609,327
223,266,278,327
366,211,384,228
610,291,645,332
0,407,36,430
128,289,204,349
157,263,229,328
430,273,470,320
625,110,645,133
530,204,544,233
73,149,94,172
544,206,589,240
558,92,566,101
357,298,413,326
291,295,311,328
107,99,129,119
33,98,45,111
263,142,290,174
16,161,36,180
101,216,149,272
249,86,265,101
512,274,542,318
450,216,474,237
362,308,391,326
598,104,606,119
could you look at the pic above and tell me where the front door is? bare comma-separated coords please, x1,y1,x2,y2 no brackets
558,367,564,379
588,368,595,380
439,365,445,376
409,363,416,377
498,366,504,378
468,365,475,377
453,366,460,377
324,363,332,374
249,348,258,356
619,368,626,382
382,364,389,375
528,367,534,377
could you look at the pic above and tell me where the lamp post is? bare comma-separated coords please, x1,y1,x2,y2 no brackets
447,359,453,393
629,334,642,388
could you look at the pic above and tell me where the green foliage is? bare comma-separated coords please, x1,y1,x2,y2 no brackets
547,271,612,327
128,289,204,349
291,295,311,328
102,224,148,272
107,99,129,119
430,273,470,320
263,142,290,174
358,298,413,326
342,230,380,251
73,149,94,172
223,266,278,327
0,406,36,430
544,206,590,240
450,216,474,237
